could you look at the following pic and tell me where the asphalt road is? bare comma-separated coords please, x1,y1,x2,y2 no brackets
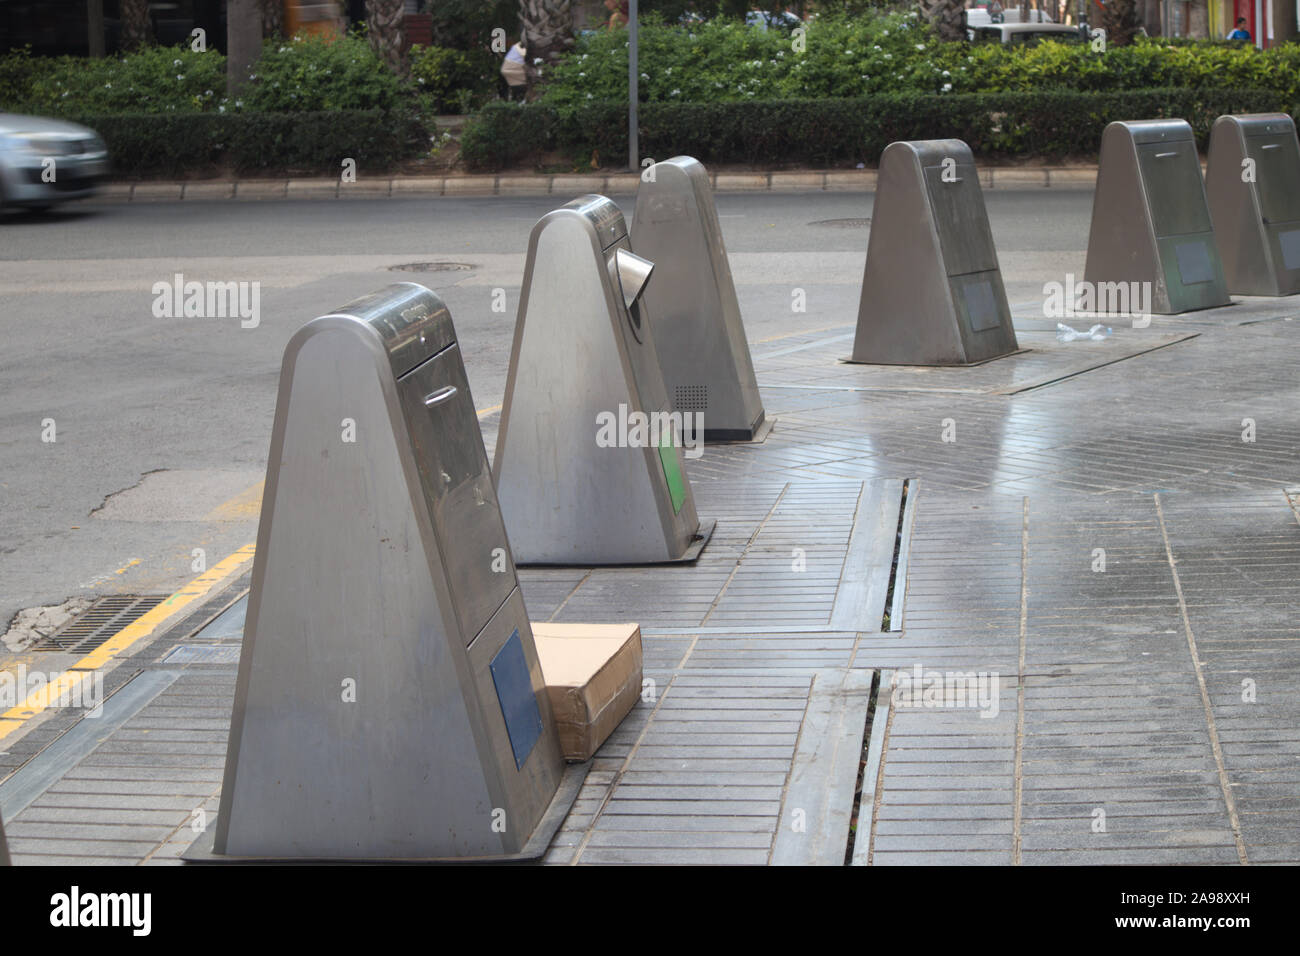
0,188,1096,632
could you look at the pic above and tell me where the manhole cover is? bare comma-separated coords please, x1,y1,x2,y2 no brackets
809,218,870,228
30,594,168,654
387,261,476,273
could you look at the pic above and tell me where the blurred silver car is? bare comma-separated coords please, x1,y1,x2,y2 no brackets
0,114,108,213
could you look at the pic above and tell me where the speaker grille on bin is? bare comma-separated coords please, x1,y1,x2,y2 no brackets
674,384,708,412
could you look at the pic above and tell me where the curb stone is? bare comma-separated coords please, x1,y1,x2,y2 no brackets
96,166,1102,202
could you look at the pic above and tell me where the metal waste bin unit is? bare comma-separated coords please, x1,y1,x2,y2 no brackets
1206,113,1300,296
848,139,1019,365
632,157,770,442
1085,120,1231,314
190,283,571,863
495,194,713,565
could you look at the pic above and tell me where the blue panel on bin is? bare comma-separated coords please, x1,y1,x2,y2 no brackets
965,279,999,332
1175,240,1215,285
490,629,543,770
1280,229,1300,271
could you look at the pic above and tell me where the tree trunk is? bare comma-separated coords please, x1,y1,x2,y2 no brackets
1188,0,1209,37
1102,0,1140,43
227,0,263,94
918,0,966,40
260,0,284,38
519,0,576,74
88,0,106,56
366,0,407,74
120,0,152,50
1143,0,1163,36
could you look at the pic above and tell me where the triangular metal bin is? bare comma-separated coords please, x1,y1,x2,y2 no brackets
848,139,1019,366
494,195,713,566
185,283,579,864
1085,119,1231,314
1206,112,1300,296
632,157,770,442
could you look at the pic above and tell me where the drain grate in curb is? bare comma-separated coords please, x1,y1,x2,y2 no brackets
30,595,168,654
809,218,870,228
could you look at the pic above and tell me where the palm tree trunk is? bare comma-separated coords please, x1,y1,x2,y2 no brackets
366,0,407,74
519,0,576,72
918,0,966,40
1102,0,1140,43
1188,0,1210,36
120,0,152,50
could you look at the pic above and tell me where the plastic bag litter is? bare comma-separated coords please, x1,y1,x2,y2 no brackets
1056,323,1112,342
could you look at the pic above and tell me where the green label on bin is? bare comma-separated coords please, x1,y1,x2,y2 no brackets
658,434,685,515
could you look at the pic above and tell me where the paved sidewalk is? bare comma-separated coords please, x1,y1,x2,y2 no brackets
102,165,1100,203
3,293,1299,864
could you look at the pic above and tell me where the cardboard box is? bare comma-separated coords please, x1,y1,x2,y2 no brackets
532,622,643,762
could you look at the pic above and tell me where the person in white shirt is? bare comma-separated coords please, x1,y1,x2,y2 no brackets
501,40,528,100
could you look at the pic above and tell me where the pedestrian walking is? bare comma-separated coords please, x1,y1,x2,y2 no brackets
501,39,528,101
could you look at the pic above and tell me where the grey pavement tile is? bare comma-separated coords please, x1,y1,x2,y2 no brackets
871,850,1013,865
576,847,770,864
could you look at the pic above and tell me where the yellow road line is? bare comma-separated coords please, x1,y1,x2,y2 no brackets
755,323,845,345
476,403,502,418
0,543,256,740
205,480,265,521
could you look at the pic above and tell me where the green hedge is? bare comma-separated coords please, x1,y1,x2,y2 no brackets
409,44,499,114
1,35,405,118
461,88,1287,170
66,110,423,176
541,13,1300,107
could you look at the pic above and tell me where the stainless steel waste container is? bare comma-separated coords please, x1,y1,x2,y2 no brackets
495,194,713,565
1085,119,1231,314
632,157,769,442
1206,113,1300,296
848,139,1019,365
188,283,574,863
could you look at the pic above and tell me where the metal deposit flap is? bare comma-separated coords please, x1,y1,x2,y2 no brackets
399,344,515,643
924,163,1000,276
573,194,628,251
340,282,457,378
1137,141,1213,237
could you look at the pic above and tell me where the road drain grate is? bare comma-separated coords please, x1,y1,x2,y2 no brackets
30,595,168,654
809,218,870,228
